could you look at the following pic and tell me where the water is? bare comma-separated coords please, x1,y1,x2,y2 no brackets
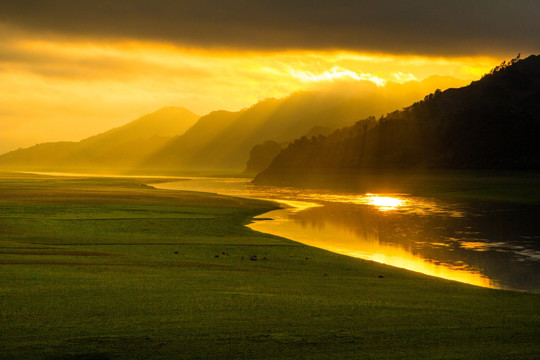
154,177,540,292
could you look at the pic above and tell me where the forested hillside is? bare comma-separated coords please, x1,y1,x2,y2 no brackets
254,55,540,185
140,78,456,172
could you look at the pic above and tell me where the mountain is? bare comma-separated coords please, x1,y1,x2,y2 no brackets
0,107,200,172
244,140,284,175
244,126,334,175
0,76,466,174
141,77,465,172
254,55,540,186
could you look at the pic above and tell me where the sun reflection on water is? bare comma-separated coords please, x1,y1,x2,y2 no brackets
365,194,404,211
249,206,496,290
151,178,538,291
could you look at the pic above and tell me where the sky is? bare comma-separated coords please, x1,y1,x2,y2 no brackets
0,0,538,154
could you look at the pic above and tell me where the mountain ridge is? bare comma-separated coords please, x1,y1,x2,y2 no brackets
140,77,467,172
0,76,468,174
254,55,540,186
0,107,200,172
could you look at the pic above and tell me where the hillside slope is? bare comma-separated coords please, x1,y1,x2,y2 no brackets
0,76,466,174
0,107,200,172
142,77,464,172
254,55,540,185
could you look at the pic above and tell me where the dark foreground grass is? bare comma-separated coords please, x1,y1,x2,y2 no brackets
1,173,540,360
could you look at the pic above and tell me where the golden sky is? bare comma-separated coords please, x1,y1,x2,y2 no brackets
1,1,536,154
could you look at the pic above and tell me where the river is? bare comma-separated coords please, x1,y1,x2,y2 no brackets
153,176,540,293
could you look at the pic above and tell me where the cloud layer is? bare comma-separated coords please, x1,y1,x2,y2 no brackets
0,1,532,154
1,0,538,56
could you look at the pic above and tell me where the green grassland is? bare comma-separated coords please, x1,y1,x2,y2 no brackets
1,173,540,359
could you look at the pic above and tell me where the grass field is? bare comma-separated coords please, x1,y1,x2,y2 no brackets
1,173,540,359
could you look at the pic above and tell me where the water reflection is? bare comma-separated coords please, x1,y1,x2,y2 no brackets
153,178,540,293
250,206,495,288
251,204,498,287
365,194,404,211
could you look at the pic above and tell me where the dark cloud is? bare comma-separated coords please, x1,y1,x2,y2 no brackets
0,0,538,56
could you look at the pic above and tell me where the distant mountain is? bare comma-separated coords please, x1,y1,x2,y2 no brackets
254,55,540,186
244,126,334,175
0,75,466,174
141,77,465,172
0,107,200,172
244,140,284,175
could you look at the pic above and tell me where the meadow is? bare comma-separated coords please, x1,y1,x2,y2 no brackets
1,173,540,359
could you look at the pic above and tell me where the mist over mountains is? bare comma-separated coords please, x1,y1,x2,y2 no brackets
0,107,200,172
254,55,540,186
1,54,537,182
0,76,461,174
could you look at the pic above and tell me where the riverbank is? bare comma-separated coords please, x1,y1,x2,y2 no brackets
1,173,540,359
154,176,540,293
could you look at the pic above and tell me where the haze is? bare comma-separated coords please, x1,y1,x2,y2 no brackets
1,1,537,154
